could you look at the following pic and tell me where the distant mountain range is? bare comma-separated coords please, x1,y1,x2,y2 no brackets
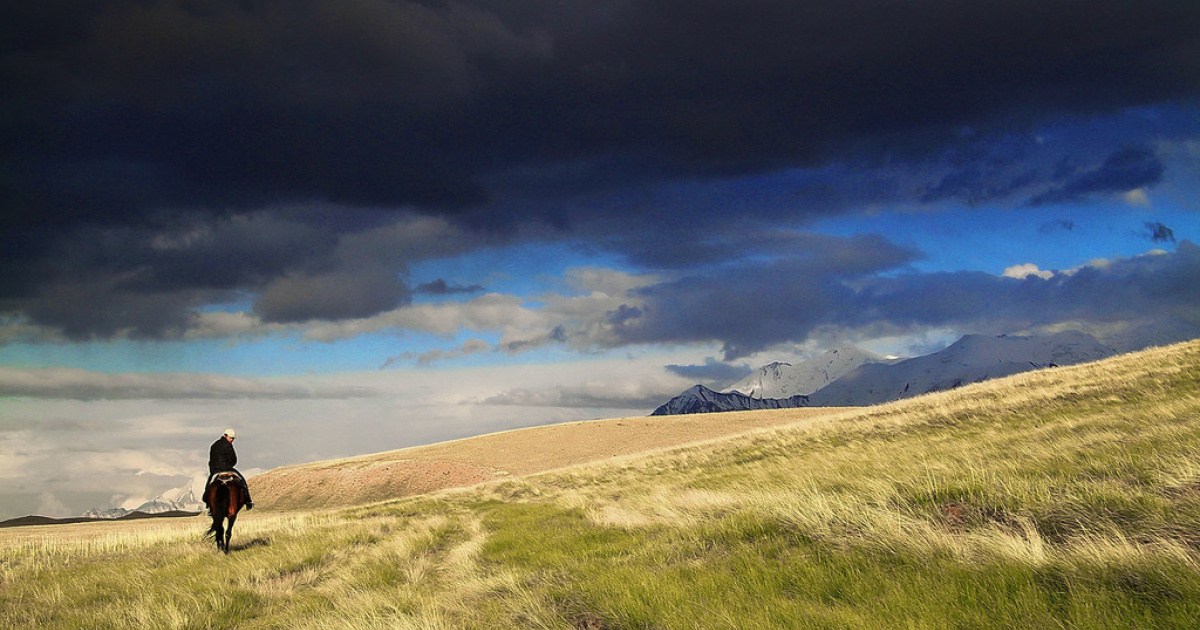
652,329,1134,416
650,385,810,416
80,487,204,521
651,344,886,415
806,330,1113,407
0,510,201,529
722,345,891,398
0,486,205,528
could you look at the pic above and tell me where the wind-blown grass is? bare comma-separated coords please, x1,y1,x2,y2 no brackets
4,340,1200,628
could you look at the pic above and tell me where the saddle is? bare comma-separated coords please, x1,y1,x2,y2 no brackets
207,471,243,487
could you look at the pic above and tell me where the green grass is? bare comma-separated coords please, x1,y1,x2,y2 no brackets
4,340,1200,628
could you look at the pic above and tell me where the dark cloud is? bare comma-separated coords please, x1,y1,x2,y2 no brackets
856,243,1200,335
1039,219,1076,235
1,211,358,338
615,234,922,359
1029,146,1166,206
593,240,1200,360
22,279,203,341
1145,222,1176,244
921,166,1040,205
0,206,494,338
253,269,411,323
2,0,1199,340
5,0,1198,226
1051,155,1081,182
416,279,486,295
665,358,752,385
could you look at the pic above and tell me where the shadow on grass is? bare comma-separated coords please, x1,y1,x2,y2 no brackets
231,537,271,551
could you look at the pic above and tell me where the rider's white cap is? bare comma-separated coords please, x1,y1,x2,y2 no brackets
223,428,237,438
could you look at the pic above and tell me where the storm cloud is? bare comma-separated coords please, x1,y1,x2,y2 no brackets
665,358,753,385
7,1,1197,224
1029,146,1166,206
2,0,1199,344
570,242,1200,360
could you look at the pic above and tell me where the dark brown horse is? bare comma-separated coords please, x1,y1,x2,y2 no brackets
205,472,246,553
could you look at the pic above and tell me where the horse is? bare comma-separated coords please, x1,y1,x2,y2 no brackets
205,471,246,554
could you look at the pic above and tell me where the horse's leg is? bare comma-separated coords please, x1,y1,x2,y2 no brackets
225,513,236,553
220,485,238,553
211,516,225,551
211,483,230,552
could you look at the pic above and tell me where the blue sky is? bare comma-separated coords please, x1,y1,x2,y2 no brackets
1,0,1199,519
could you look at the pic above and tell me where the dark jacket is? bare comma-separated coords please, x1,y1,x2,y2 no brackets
208,437,238,474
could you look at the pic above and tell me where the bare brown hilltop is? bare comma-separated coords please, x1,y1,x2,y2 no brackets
252,407,854,511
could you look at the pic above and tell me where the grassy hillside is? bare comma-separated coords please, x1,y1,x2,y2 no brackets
251,406,850,511
3,340,1200,629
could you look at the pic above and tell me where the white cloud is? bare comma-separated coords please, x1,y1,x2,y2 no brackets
301,293,546,341
478,369,691,409
564,267,660,295
178,264,662,356
1002,263,1055,280
186,311,279,339
1122,188,1151,207
303,266,657,354
57,449,198,482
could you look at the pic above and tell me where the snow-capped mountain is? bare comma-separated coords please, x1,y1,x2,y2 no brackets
806,330,1115,407
651,331,1120,416
81,506,132,519
723,345,891,398
82,487,204,519
651,385,809,416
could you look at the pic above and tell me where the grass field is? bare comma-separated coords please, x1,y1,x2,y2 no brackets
3,340,1200,629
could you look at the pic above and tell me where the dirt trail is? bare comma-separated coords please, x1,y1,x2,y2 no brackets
253,407,853,511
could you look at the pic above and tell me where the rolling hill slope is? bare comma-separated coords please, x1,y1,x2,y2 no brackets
252,406,853,511
5,339,1200,629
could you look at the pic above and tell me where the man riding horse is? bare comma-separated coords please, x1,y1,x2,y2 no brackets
206,428,254,512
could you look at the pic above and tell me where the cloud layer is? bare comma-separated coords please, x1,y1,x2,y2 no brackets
0,367,377,400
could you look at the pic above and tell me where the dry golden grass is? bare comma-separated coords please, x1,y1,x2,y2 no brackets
4,339,1200,629
252,406,854,511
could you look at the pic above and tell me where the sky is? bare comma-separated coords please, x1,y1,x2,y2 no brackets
2,0,1199,520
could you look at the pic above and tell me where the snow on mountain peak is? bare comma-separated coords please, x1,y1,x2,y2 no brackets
655,330,1127,416
723,345,887,398
81,485,205,519
806,330,1115,407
